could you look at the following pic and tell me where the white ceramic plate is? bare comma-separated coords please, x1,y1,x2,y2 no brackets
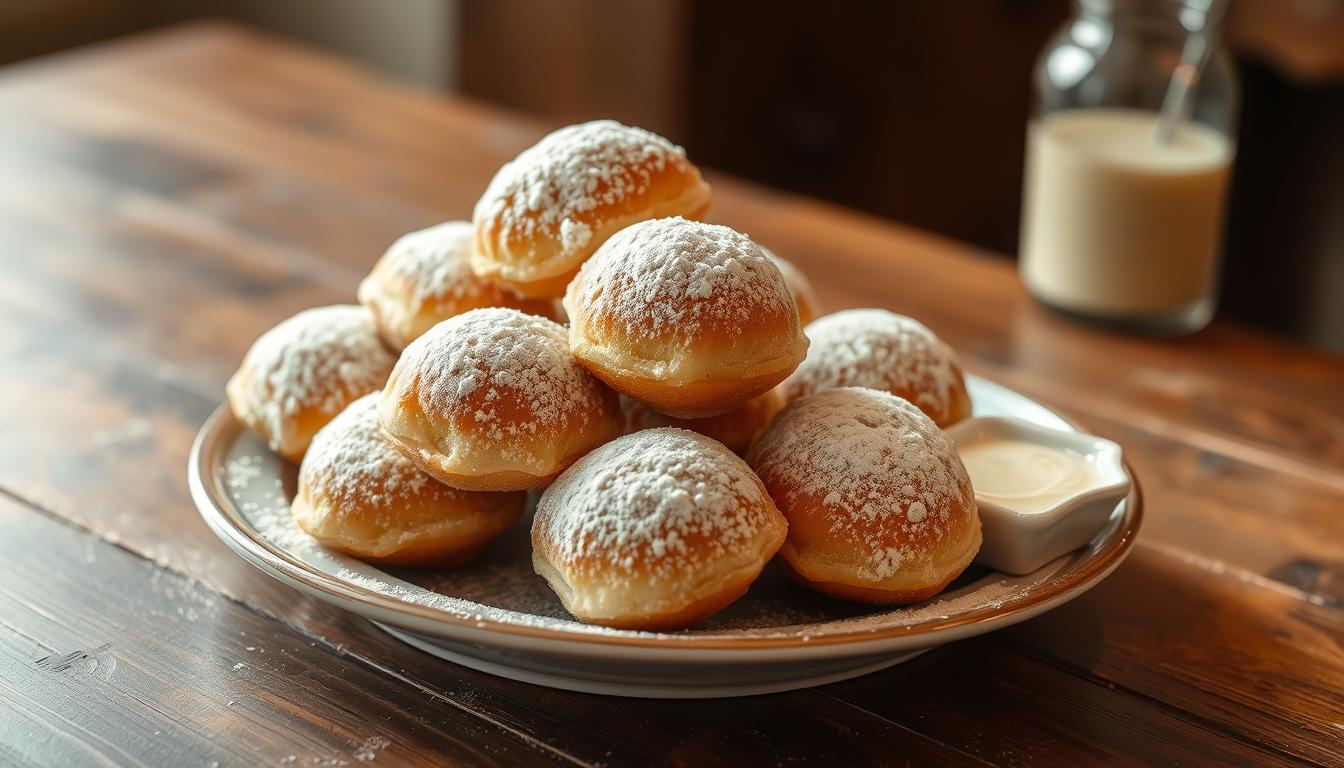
190,375,1142,698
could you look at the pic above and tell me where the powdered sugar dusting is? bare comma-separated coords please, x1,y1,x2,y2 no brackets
784,309,961,420
235,306,395,443
228,457,317,556
299,393,444,511
392,307,606,450
559,218,593,252
536,428,779,583
365,221,482,305
568,217,797,341
335,567,512,620
474,120,691,259
226,454,264,491
819,577,1021,627
749,387,975,583
760,246,821,322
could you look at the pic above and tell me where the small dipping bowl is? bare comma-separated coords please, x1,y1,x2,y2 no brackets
946,416,1130,575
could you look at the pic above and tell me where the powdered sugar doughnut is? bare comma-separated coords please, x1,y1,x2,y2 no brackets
760,246,822,325
378,307,623,491
533,428,787,630
227,305,396,462
293,394,525,566
358,221,559,350
747,387,981,604
472,120,712,298
782,309,971,427
619,389,783,455
564,217,808,418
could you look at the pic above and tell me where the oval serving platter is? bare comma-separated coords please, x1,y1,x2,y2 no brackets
190,374,1142,698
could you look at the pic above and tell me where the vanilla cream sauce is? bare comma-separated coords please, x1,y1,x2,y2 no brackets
958,435,1102,513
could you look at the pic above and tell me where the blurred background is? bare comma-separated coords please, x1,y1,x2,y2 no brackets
2,0,1341,350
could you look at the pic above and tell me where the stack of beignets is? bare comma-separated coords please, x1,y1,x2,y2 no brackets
225,118,980,632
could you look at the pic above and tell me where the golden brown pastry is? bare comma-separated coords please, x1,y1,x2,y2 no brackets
760,246,822,325
292,394,525,566
533,428,787,630
378,307,623,491
619,389,783,456
564,217,808,418
748,387,981,604
781,308,972,427
472,120,713,298
227,305,396,462
357,221,559,350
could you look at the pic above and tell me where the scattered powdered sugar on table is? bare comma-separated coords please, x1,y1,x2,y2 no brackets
569,217,796,340
784,308,960,418
353,736,391,763
232,306,395,442
393,308,604,443
363,221,482,304
534,428,778,582
748,387,974,583
474,119,690,258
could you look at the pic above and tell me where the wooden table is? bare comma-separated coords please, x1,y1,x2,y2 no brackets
2,21,1340,767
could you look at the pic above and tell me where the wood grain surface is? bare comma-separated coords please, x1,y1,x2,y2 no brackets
0,21,1340,767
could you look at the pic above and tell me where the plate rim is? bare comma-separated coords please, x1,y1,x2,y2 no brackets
375,622,931,697
190,376,1143,654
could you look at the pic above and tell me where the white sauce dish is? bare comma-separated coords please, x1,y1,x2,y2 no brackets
947,416,1130,575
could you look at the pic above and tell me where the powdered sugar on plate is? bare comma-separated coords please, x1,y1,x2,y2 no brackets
227,453,318,557
331,561,1037,640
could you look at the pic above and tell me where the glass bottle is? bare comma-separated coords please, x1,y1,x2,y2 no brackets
1019,0,1238,334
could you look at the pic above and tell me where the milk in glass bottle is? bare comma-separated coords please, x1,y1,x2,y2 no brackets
1020,0,1238,334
